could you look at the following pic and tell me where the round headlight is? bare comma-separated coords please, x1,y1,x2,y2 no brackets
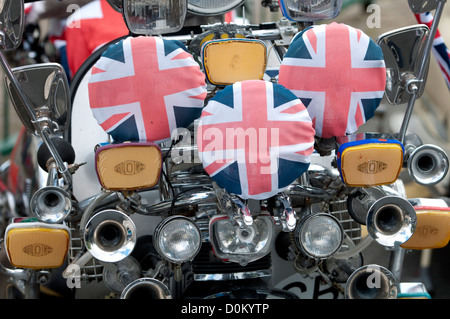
154,216,201,264
188,0,245,16
295,213,344,259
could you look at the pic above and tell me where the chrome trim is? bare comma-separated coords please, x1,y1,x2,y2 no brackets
193,269,272,281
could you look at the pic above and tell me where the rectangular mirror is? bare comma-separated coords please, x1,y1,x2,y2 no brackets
0,0,24,50
5,63,71,136
377,25,430,105
123,0,187,35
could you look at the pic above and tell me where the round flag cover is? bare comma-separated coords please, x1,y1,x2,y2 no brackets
88,36,207,143
197,80,315,200
278,23,386,139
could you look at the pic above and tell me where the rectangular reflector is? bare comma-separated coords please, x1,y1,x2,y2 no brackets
337,134,404,187
95,142,162,191
202,39,267,85
401,198,450,249
5,219,70,269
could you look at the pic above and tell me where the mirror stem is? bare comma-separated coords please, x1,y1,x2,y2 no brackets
398,0,446,144
0,51,72,190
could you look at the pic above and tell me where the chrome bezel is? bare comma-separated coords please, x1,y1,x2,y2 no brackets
154,215,202,264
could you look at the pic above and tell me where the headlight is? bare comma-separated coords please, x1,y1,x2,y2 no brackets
154,216,202,264
294,213,343,259
279,0,344,22
188,0,245,16
123,0,187,35
209,215,274,266
5,218,70,269
95,142,162,191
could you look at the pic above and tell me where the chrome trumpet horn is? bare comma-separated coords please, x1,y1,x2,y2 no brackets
367,196,417,248
30,186,72,223
84,209,136,263
407,144,449,186
345,264,398,299
120,278,172,299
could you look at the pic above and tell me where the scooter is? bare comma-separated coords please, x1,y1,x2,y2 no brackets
0,0,449,300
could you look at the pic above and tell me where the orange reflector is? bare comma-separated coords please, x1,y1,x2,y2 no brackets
401,200,450,249
337,136,404,187
202,39,267,85
95,142,162,191
5,219,70,269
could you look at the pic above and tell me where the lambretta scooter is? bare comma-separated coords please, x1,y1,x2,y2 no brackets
1,0,450,300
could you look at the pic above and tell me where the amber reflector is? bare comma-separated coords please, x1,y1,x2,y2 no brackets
337,140,404,187
95,142,162,191
401,206,450,249
6,222,70,269
202,39,267,85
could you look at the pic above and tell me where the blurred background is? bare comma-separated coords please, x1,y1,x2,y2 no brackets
0,0,449,298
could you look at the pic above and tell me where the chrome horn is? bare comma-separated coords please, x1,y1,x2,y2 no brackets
30,186,72,223
345,264,398,299
84,209,137,263
367,196,417,248
120,278,172,299
407,144,449,186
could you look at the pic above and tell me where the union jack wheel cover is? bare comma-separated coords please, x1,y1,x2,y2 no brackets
197,80,315,200
278,23,386,139
88,36,207,143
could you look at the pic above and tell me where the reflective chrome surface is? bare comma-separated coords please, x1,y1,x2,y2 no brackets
408,0,439,13
30,186,72,223
6,63,71,136
407,144,449,185
84,209,137,263
377,25,430,105
345,264,398,299
367,196,417,248
120,277,172,299
0,0,24,50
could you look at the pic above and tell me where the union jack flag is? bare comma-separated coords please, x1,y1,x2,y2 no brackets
197,80,315,200
278,23,386,139
415,12,450,89
88,36,207,143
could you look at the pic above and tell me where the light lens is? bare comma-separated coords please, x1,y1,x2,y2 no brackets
188,0,245,15
279,0,344,22
5,218,70,269
123,0,187,35
155,216,201,264
95,142,162,191
202,39,267,86
337,138,404,187
210,215,273,266
295,213,343,258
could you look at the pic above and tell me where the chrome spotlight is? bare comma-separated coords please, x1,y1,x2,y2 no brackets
294,213,344,259
30,186,72,223
345,264,398,299
367,196,417,248
407,144,449,185
84,209,136,263
120,278,172,299
154,215,201,264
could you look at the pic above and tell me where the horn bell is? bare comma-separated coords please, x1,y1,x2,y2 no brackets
30,186,72,223
407,144,449,186
345,264,398,299
84,209,136,263
366,196,417,248
120,278,172,299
